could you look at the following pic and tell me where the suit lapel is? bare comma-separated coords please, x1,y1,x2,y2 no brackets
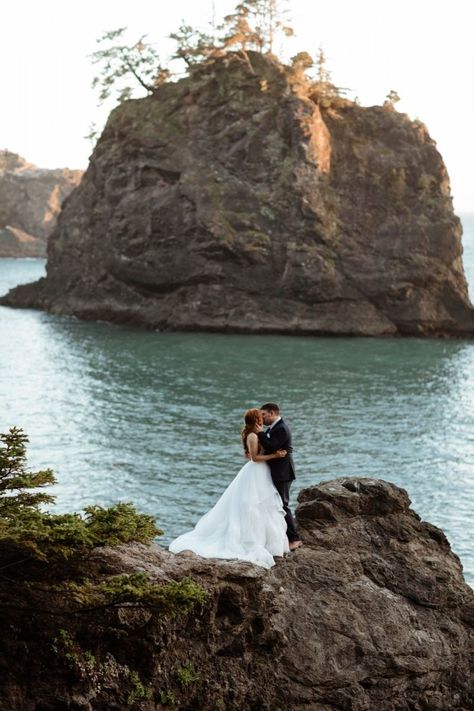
267,419,284,438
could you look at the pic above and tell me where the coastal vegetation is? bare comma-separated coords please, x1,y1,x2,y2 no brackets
0,426,162,561
0,426,206,612
0,426,208,707
89,0,346,110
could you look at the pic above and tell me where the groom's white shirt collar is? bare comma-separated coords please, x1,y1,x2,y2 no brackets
268,416,281,431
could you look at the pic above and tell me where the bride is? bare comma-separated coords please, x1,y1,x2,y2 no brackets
169,408,290,568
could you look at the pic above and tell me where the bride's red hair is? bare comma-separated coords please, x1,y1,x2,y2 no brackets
241,408,263,454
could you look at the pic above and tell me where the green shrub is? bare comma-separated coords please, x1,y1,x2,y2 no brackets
176,662,200,685
159,690,177,706
0,427,162,560
68,573,207,614
0,427,56,515
127,669,153,706
84,502,162,546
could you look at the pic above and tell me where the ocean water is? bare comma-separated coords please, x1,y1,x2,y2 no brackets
1,214,473,584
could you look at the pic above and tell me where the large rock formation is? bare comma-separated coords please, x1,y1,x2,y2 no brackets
2,54,473,335
0,150,83,257
0,478,472,710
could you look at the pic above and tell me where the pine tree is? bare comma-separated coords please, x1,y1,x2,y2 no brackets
316,46,332,87
220,0,294,58
221,3,260,72
169,22,217,68
0,427,55,518
310,46,347,102
0,428,162,561
244,0,294,54
90,28,169,105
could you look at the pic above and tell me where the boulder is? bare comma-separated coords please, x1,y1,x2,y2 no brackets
0,477,472,709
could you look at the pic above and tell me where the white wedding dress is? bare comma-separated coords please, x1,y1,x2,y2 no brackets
169,457,289,569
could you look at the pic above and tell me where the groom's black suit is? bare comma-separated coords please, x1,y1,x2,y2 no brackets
258,419,300,543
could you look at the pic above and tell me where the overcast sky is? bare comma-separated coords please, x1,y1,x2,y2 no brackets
1,0,472,211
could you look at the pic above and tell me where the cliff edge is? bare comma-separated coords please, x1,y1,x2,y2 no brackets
0,477,472,709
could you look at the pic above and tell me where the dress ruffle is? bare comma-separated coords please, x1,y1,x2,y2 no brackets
169,460,289,568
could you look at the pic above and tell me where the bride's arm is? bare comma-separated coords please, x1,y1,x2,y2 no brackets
247,433,286,461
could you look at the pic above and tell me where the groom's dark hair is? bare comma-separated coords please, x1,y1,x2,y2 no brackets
260,402,280,413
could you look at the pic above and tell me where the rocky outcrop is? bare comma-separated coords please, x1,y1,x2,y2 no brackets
0,150,83,257
1,54,473,335
0,477,472,710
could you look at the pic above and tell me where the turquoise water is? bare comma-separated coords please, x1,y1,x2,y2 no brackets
1,215,474,584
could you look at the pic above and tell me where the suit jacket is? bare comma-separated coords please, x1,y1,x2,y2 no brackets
258,418,295,483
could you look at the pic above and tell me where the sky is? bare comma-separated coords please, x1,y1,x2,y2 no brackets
1,0,473,211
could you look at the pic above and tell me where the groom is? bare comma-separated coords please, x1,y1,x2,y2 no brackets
258,403,302,551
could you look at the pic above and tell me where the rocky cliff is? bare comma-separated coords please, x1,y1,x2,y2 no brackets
0,478,472,710
0,150,83,257
2,54,473,335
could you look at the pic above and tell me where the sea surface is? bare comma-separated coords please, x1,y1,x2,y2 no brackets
1,215,474,584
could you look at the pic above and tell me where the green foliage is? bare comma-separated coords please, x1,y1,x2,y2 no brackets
309,47,347,102
169,22,217,67
0,427,56,515
84,502,162,546
52,629,100,681
160,690,178,706
84,121,99,148
223,0,293,55
312,47,342,104
159,577,208,614
0,428,162,560
2,508,95,559
176,662,200,686
52,629,152,706
89,27,170,105
68,573,207,615
222,3,262,55
90,1,295,104
1,502,162,561
127,670,153,706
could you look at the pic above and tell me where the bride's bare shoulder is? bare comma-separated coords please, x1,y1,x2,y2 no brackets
247,432,258,440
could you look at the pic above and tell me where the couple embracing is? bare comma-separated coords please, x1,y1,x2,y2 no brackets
169,403,302,569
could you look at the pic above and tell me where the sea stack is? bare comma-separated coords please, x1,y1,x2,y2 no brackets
2,52,473,336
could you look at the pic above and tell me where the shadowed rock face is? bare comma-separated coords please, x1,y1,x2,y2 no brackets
2,54,473,335
0,477,472,710
0,150,83,257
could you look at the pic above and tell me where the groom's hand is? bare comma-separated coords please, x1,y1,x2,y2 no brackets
257,428,288,454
